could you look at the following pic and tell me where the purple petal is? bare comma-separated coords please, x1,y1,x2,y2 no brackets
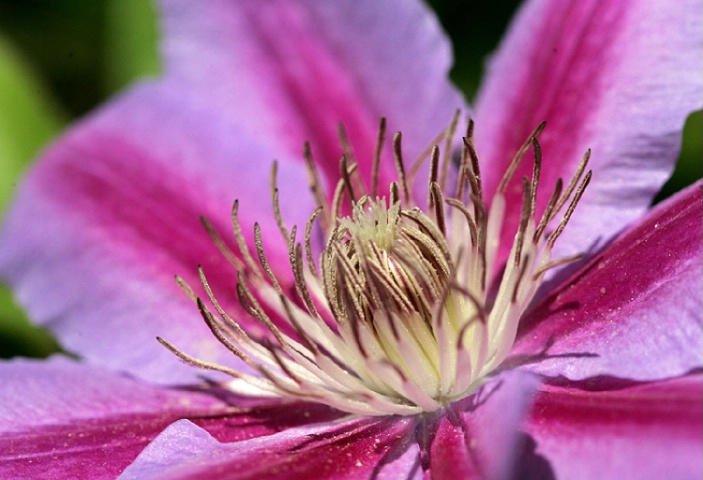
1,0,466,384
160,0,467,192
511,181,703,381
428,370,539,480
119,416,420,480
522,375,703,480
474,0,702,262
0,84,312,383
0,356,228,480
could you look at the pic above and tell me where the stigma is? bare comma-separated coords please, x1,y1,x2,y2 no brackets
158,116,591,416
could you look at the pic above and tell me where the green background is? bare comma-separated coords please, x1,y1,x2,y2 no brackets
0,1,700,358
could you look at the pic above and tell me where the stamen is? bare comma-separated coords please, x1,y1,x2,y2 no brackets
234,273,287,347
161,117,592,417
269,161,290,241
513,177,532,267
465,118,475,142
511,258,530,304
254,223,286,295
547,170,592,248
337,124,367,197
393,132,410,204
430,182,446,236
533,179,563,242
497,121,546,193
304,207,323,277
445,198,478,246
530,138,542,219
198,267,248,339
458,136,483,201
407,128,452,186
428,146,439,208
231,201,264,280
174,275,197,302
340,155,358,205
532,253,585,278
554,149,591,215
371,117,387,199
200,216,245,271
337,123,355,167
439,109,461,191
157,336,277,393
331,177,347,222
390,182,401,206
303,142,330,232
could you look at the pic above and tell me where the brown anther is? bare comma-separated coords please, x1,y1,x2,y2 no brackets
303,142,330,232
428,146,440,208
439,109,461,191
498,121,546,193
371,117,387,199
270,161,290,241
393,132,410,204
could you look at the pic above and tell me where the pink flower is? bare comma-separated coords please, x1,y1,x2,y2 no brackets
1,1,701,479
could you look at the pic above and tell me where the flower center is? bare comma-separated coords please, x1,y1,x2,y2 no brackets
325,199,450,331
158,117,591,416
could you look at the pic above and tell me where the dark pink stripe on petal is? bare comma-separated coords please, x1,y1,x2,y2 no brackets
191,400,346,443
3,413,195,480
0,357,229,480
160,0,467,195
523,375,703,480
512,181,703,381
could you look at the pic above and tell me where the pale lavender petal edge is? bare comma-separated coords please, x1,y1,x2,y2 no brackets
474,0,702,262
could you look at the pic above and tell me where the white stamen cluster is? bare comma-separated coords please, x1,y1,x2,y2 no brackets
159,117,591,416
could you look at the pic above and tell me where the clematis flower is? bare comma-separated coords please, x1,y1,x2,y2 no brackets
1,0,701,478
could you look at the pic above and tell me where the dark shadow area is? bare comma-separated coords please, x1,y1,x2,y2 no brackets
543,367,703,392
512,432,556,480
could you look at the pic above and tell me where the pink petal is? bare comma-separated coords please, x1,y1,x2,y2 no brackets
121,372,538,480
522,375,703,480
0,84,311,383
0,356,228,480
160,0,467,193
1,0,466,384
511,181,703,381
119,416,420,480
474,0,702,262
428,370,539,480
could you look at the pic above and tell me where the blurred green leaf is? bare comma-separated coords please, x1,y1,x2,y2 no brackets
0,36,65,211
655,110,703,202
0,286,59,358
0,36,64,357
104,0,160,94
